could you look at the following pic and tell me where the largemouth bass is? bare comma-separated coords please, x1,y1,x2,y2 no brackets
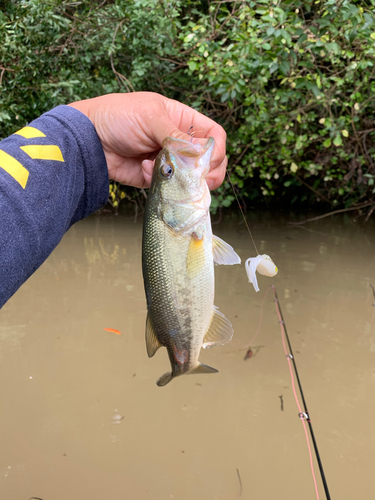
142,136,240,387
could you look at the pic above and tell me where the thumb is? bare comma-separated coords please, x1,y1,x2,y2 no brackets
141,159,154,188
153,122,212,151
150,107,209,148
152,119,193,147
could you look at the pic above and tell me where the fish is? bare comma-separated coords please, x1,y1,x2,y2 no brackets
142,136,241,387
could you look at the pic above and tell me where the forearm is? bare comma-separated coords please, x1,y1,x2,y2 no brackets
0,105,109,307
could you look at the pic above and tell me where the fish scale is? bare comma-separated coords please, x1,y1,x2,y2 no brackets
142,136,241,386
143,206,213,362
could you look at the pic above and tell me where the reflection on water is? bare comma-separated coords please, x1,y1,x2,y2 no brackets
0,211,374,500
84,237,122,265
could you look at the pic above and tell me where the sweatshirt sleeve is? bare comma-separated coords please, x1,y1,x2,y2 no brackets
0,105,109,308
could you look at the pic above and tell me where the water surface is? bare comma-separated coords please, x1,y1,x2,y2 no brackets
1,211,374,500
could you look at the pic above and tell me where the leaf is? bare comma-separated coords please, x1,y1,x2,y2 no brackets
280,29,291,46
341,129,349,137
290,162,298,173
279,60,290,76
269,62,278,74
222,195,234,207
333,135,342,147
295,136,303,150
1,0,373,213
220,92,229,102
325,42,340,54
184,33,194,43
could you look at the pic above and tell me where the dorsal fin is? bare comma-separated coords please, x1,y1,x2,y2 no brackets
203,306,233,349
145,313,161,358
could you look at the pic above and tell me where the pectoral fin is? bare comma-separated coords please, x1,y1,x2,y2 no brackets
203,306,234,349
212,235,241,265
145,313,161,358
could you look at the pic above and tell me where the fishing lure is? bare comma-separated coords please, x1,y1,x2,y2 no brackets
225,172,278,291
245,254,278,292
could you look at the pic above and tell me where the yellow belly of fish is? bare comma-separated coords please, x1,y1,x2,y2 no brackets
163,221,214,358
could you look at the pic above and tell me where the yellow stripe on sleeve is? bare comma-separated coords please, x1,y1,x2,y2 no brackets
20,145,64,162
0,150,29,189
14,126,46,138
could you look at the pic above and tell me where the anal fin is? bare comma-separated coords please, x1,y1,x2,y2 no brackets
145,313,161,358
203,306,233,349
212,235,241,265
189,362,218,375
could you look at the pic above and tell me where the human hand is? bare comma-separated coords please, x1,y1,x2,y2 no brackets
68,92,227,190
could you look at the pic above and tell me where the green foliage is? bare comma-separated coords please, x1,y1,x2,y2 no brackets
1,0,375,210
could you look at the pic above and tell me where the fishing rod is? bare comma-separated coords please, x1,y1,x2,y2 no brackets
225,171,331,499
272,285,331,500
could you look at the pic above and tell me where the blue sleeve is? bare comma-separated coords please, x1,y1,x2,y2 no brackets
0,105,109,307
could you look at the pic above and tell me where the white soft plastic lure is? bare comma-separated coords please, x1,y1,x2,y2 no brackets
245,254,278,292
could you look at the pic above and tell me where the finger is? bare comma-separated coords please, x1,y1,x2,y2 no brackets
149,114,226,185
149,116,193,148
106,153,147,188
148,97,226,170
164,98,227,170
206,155,228,190
147,101,227,191
141,159,155,188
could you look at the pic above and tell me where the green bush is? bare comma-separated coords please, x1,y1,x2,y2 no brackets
1,0,375,212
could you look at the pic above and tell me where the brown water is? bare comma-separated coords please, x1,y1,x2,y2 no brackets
1,211,374,500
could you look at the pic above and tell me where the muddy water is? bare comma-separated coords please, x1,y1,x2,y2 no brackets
0,211,374,500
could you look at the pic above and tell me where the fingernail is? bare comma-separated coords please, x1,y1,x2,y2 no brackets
207,179,214,190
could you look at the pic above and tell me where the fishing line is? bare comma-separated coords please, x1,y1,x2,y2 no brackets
187,125,195,143
242,285,272,350
226,172,259,255
226,172,278,291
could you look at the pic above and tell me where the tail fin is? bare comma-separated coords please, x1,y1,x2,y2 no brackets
156,363,218,387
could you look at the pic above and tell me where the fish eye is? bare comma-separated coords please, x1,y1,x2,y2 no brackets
160,163,174,179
